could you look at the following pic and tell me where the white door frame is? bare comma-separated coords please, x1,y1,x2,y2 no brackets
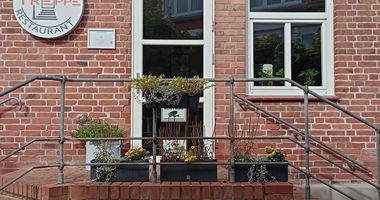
131,0,214,147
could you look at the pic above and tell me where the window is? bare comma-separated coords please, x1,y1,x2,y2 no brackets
248,0,334,96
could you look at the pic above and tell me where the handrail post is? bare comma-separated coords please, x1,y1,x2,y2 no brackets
58,77,66,184
304,86,311,200
229,77,235,183
377,129,380,200
152,106,158,183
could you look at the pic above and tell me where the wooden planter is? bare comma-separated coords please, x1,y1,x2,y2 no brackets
160,160,217,182
90,161,149,182
234,162,288,182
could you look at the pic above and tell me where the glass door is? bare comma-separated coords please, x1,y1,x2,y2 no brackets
132,0,214,148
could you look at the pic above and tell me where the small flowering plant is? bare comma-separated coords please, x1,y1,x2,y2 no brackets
124,147,150,161
161,142,214,163
161,141,186,162
264,146,286,162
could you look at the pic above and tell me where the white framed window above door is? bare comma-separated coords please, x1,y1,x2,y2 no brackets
247,0,334,96
131,0,214,147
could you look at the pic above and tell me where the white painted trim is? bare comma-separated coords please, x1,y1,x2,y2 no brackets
284,23,291,87
249,12,327,20
203,0,214,139
142,40,205,46
131,0,143,148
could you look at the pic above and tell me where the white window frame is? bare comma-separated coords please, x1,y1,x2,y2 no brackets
131,0,214,147
164,0,203,17
247,1,334,96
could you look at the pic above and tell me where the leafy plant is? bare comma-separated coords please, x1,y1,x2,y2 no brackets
124,147,150,161
161,141,214,163
92,143,119,182
72,115,124,182
186,76,209,96
258,69,273,79
130,75,209,105
160,141,186,162
298,68,320,86
71,114,123,139
257,68,284,86
264,146,286,162
247,147,287,183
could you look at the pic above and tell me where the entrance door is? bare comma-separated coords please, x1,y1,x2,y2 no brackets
132,0,214,147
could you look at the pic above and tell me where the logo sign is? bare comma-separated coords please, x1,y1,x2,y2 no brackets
13,0,84,38
161,108,187,122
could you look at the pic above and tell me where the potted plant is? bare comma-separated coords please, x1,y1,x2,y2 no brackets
90,147,119,182
71,114,123,170
90,147,150,182
235,146,288,183
298,68,319,86
130,75,209,108
160,141,217,182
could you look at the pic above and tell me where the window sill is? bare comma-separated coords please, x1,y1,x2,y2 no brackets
245,95,339,102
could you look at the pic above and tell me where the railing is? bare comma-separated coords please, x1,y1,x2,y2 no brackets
0,76,379,200
0,97,24,111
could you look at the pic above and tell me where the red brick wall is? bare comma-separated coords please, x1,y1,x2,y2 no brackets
0,0,379,184
0,0,132,173
214,0,379,183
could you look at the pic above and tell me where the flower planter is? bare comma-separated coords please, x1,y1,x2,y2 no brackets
234,162,288,182
85,140,121,170
146,95,200,109
160,160,217,182
90,161,149,182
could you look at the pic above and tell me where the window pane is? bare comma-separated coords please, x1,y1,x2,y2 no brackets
253,24,285,86
250,0,325,12
291,24,322,86
143,46,203,77
144,0,203,39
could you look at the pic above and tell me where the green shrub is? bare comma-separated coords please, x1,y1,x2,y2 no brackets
71,115,123,138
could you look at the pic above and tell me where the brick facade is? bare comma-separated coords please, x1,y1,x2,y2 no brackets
0,0,379,185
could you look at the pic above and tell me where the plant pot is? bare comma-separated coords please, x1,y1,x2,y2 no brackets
234,162,288,182
85,140,121,170
160,160,217,182
90,161,149,182
147,94,200,109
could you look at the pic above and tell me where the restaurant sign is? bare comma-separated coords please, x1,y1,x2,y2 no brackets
13,0,84,39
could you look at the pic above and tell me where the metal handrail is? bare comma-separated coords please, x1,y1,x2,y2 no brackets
235,94,371,173
289,163,356,200
230,78,380,132
0,76,379,200
0,97,24,111
0,165,59,192
0,138,60,163
2,76,374,130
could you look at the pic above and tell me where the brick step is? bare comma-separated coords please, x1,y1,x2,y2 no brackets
0,192,23,200
0,168,296,200
18,182,295,200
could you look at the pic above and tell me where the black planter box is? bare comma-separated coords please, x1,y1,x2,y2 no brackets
91,162,149,182
146,95,200,109
160,160,217,182
234,162,288,182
